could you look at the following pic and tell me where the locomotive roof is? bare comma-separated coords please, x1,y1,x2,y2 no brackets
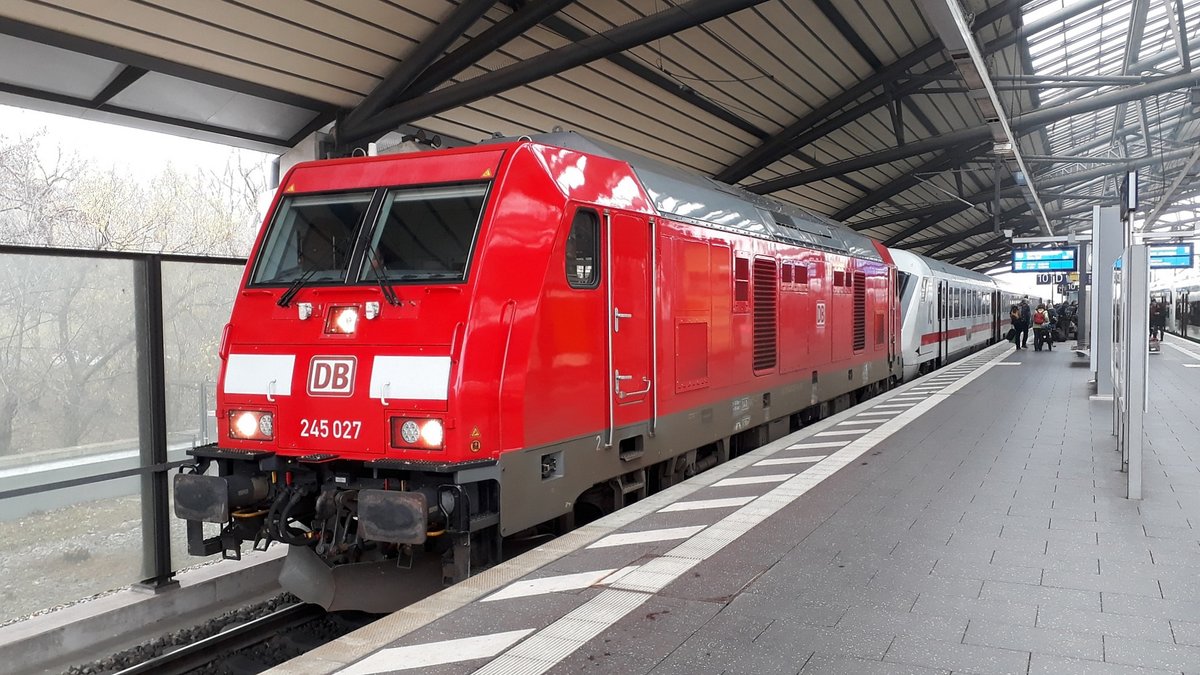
508,132,884,262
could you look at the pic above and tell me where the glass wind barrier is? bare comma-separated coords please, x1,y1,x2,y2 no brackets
0,248,244,624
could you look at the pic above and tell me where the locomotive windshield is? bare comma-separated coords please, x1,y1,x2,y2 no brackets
252,192,374,285
359,183,487,283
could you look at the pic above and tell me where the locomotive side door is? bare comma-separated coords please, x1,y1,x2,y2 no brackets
606,210,654,440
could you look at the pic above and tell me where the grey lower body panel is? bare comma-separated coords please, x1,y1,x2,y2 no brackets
498,356,897,535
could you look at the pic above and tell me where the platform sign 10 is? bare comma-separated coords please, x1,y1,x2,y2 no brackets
1012,247,1077,273
1148,243,1194,269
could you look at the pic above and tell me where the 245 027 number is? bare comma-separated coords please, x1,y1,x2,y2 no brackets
299,419,361,440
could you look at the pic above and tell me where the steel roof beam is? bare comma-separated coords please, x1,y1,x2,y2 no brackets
811,0,939,139
338,0,773,145
1110,0,1152,149
533,14,768,142
1026,154,1133,164
849,202,966,231
1167,0,1192,72
997,147,1195,197
750,68,1200,194
342,0,497,135
716,0,1101,184
398,0,580,104
1141,145,1200,230
854,111,1189,231
830,142,992,222
919,0,1052,235
946,237,1007,264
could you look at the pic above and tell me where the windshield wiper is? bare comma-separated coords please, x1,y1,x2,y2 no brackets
366,244,401,306
277,269,316,307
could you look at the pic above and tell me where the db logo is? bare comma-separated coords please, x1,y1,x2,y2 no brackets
308,357,356,396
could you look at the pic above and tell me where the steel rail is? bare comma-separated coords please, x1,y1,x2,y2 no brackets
111,603,325,675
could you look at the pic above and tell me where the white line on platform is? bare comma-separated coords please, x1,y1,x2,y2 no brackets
586,525,705,549
872,403,915,409
659,496,757,512
814,429,868,437
711,473,795,487
338,629,535,674
1184,364,1200,368
786,440,850,449
996,362,1022,366
754,455,826,466
855,411,898,418
836,419,881,426
483,569,619,602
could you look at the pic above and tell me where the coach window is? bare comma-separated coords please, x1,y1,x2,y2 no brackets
565,209,600,288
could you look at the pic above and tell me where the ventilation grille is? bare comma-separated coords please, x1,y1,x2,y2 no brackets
753,259,777,371
853,271,866,352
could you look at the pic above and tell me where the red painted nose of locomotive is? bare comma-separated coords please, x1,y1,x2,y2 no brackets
219,289,462,461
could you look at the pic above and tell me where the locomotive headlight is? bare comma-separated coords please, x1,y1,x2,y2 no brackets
324,306,359,335
257,413,274,437
229,410,274,441
420,419,443,447
400,420,420,444
234,412,258,438
390,417,444,450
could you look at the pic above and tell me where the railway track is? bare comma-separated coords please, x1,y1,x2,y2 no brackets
112,603,327,675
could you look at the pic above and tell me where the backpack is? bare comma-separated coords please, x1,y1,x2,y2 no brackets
1034,310,1046,325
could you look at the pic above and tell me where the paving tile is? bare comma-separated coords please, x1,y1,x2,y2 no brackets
754,619,895,661
834,607,968,644
1036,605,1176,643
1105,634,1200,671
799,652,950,675
1175,619,1200,647
964,618,1103,660
930,560,1043,585
1042,569,1164,597
979,579,1101,612
1102,591,1200,620
723,592,847,627
910,592,1038,627
883,635,1030,675
1029,653,1177,675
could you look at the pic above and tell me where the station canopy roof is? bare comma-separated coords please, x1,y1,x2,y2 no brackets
2,0,1199,271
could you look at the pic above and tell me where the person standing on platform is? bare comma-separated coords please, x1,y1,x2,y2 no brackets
1008,300,1021,346
1017,296,1032,349
1032,303,1052,351
1150,301,1166,340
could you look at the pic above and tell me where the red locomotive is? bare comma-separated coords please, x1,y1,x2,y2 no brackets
175,133,901,611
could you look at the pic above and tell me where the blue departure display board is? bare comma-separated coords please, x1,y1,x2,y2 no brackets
1149,243,1194,269
1012,247,1077,272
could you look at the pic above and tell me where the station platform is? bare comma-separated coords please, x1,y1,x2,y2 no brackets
272,336,1200,675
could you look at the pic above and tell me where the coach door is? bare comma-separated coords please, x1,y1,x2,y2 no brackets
606,211,654,444
992,290,1002,342
936,280,947,367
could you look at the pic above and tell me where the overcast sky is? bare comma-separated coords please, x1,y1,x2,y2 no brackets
0,104,273,182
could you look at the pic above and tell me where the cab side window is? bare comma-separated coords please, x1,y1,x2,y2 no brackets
566,209,600,288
